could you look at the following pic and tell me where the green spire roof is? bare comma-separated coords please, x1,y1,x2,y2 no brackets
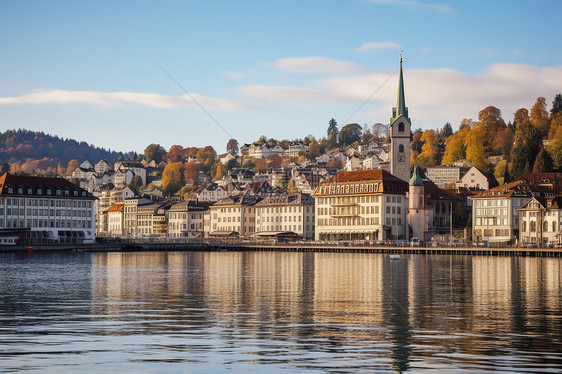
390,58,410,124
410,163,424,186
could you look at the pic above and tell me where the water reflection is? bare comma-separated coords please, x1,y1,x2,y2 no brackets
1,251,561,373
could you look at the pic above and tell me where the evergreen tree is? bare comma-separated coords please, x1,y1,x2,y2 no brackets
510,120,542,179
533,148,554,172
551,94,562,118
327,118,339,138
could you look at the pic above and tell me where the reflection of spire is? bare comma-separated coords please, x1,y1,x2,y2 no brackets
391,56,410,124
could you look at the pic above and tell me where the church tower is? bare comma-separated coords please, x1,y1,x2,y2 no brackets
390,57,411,182
409,164,425,240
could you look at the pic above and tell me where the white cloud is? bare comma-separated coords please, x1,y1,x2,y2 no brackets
0,89,242,112
356,41,402,53
368,0,453,13
237,62,562,128
272,57,371,75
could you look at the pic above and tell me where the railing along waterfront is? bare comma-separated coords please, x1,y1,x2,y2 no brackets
3,237,560,257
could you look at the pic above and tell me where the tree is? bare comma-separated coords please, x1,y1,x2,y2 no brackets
144,144,167,164
441,126,469,165
492,127,514,158
478,106,506,150
213,163,227,181
226,139,239,156
362,124,373,143
254,158,268,171
547,126,562,168
494,160,507,185
513,108,529,125
439,122,453,141
533,147,554,173
551,94,562,118
510,120,542,179
183,161,199,186
66,159,79,175
267,154,283,168
459,118,473,131
196,146,217,172
307,137,322,159
128,175,143,195
327,118,339,138
339,123,362,147
167,145,184,163
162,162,185,194
530,97,550,137
226,158,238,171
465,128,490,172
416,129,438,169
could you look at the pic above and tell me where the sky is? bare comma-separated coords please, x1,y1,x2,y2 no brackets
1,0,561,155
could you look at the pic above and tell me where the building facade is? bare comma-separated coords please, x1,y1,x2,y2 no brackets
389,58,411,182
0,173,96,244
254,193,315,240
209,193,259,237
313,169,408,242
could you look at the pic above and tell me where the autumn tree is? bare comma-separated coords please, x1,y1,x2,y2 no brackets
183,161,199,186
441,126,469,165
530,97,550,137
144,144,167,163
267,154,283,168
226,139,239,156
307,137,322,159
547,126,562,167
254,158,268,171
492,127,514,158
362,124,373,143
510,120,542,179
494,160,508,185
167,145,184,163
66,159,79,175
477,106,506,150
513,108,529,125
196,146,217,172
439,122,453,142
465,128,490,172
162,162,185,195
213,163,227,181
533,148,554,172
339,123,362,147
416,129,438,169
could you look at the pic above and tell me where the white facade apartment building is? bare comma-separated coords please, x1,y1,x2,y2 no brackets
107,202,124,237
123,197,152,238
0,173,96,243
313,169,409,242
426,165,467,188
518,196,562,246
209,193,259,237
168,200,208,238
254,193,315,240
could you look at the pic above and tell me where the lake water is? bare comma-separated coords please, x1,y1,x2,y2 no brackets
1,251,561,373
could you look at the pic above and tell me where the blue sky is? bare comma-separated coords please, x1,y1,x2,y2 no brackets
1,0,561,155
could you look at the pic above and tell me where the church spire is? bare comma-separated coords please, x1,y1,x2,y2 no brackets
390,54,410,124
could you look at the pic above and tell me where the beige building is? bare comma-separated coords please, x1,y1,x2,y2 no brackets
168,200,208,238
456,165,497,190
209,193,260,237
123,197,152,238
313,169,408,242
426,165,468,188
518,196,562,246
254,193,315,240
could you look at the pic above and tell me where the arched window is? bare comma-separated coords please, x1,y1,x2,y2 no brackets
399,144,404,153
543,220,549,232
530,221,536,232
522,221,526,232
398,123,405,132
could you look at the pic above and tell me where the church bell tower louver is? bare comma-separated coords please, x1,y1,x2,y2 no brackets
390,57,411,182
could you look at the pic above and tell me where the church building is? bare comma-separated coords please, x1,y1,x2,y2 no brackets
389,57,411,182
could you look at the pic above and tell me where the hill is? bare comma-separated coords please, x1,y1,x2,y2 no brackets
0,129,133,175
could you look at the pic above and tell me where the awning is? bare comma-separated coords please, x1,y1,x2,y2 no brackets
209,231,239,237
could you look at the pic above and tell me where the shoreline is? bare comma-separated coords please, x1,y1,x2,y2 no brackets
1,241,561,257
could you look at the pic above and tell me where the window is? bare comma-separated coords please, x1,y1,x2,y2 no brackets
398,122,405,132
399,144,404,153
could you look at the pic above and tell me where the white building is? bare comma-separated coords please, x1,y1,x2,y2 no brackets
456,165,496,190
167,200,208,238
518,196,562,246
254,193,315,240
0,173,96,244
313,169,409,242
426,165,468,188
107,202,124,237
209,193,260,237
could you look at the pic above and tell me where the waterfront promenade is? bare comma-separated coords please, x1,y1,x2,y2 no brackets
1,239,562,257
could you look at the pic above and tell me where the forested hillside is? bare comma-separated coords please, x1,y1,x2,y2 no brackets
0,129,132,175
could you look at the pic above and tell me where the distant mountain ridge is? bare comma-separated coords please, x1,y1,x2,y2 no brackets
0,129,132,173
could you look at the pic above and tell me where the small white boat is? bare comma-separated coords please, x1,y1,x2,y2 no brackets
389,254,400,260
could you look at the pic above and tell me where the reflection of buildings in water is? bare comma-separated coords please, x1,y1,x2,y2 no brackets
472,256,512,323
